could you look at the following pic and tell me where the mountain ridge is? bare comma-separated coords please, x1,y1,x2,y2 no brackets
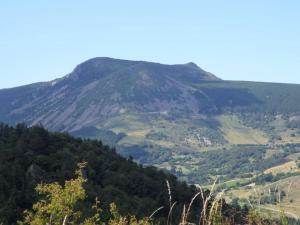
0,57,222,131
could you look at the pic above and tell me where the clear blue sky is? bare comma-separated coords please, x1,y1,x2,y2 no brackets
1,1,300,88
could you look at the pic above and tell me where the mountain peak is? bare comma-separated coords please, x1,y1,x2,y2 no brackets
68,57,220,82
185,62,199,68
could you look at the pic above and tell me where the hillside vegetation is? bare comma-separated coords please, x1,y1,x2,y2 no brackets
0,123,247,225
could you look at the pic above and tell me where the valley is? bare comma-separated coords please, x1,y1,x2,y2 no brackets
0,58,300,220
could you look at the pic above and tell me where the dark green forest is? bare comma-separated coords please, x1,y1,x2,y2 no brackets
0,123,246,225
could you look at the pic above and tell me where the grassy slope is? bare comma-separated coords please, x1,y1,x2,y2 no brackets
195,80,300,114
225,157,300,218
217,114,268,145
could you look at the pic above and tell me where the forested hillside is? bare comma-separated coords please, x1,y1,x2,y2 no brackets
0,123,245,225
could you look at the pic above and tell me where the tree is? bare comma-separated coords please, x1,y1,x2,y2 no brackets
19,162,87,225
18,162,152,225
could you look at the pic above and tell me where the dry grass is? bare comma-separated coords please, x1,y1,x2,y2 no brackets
164,179,233,225
264,161,299,175
127,129,152,138
228,176,300,222
217,115,268,145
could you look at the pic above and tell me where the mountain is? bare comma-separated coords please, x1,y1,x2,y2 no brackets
0,57,219,131
1,57,300,188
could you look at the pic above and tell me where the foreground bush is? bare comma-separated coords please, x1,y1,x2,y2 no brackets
18,163,246,225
